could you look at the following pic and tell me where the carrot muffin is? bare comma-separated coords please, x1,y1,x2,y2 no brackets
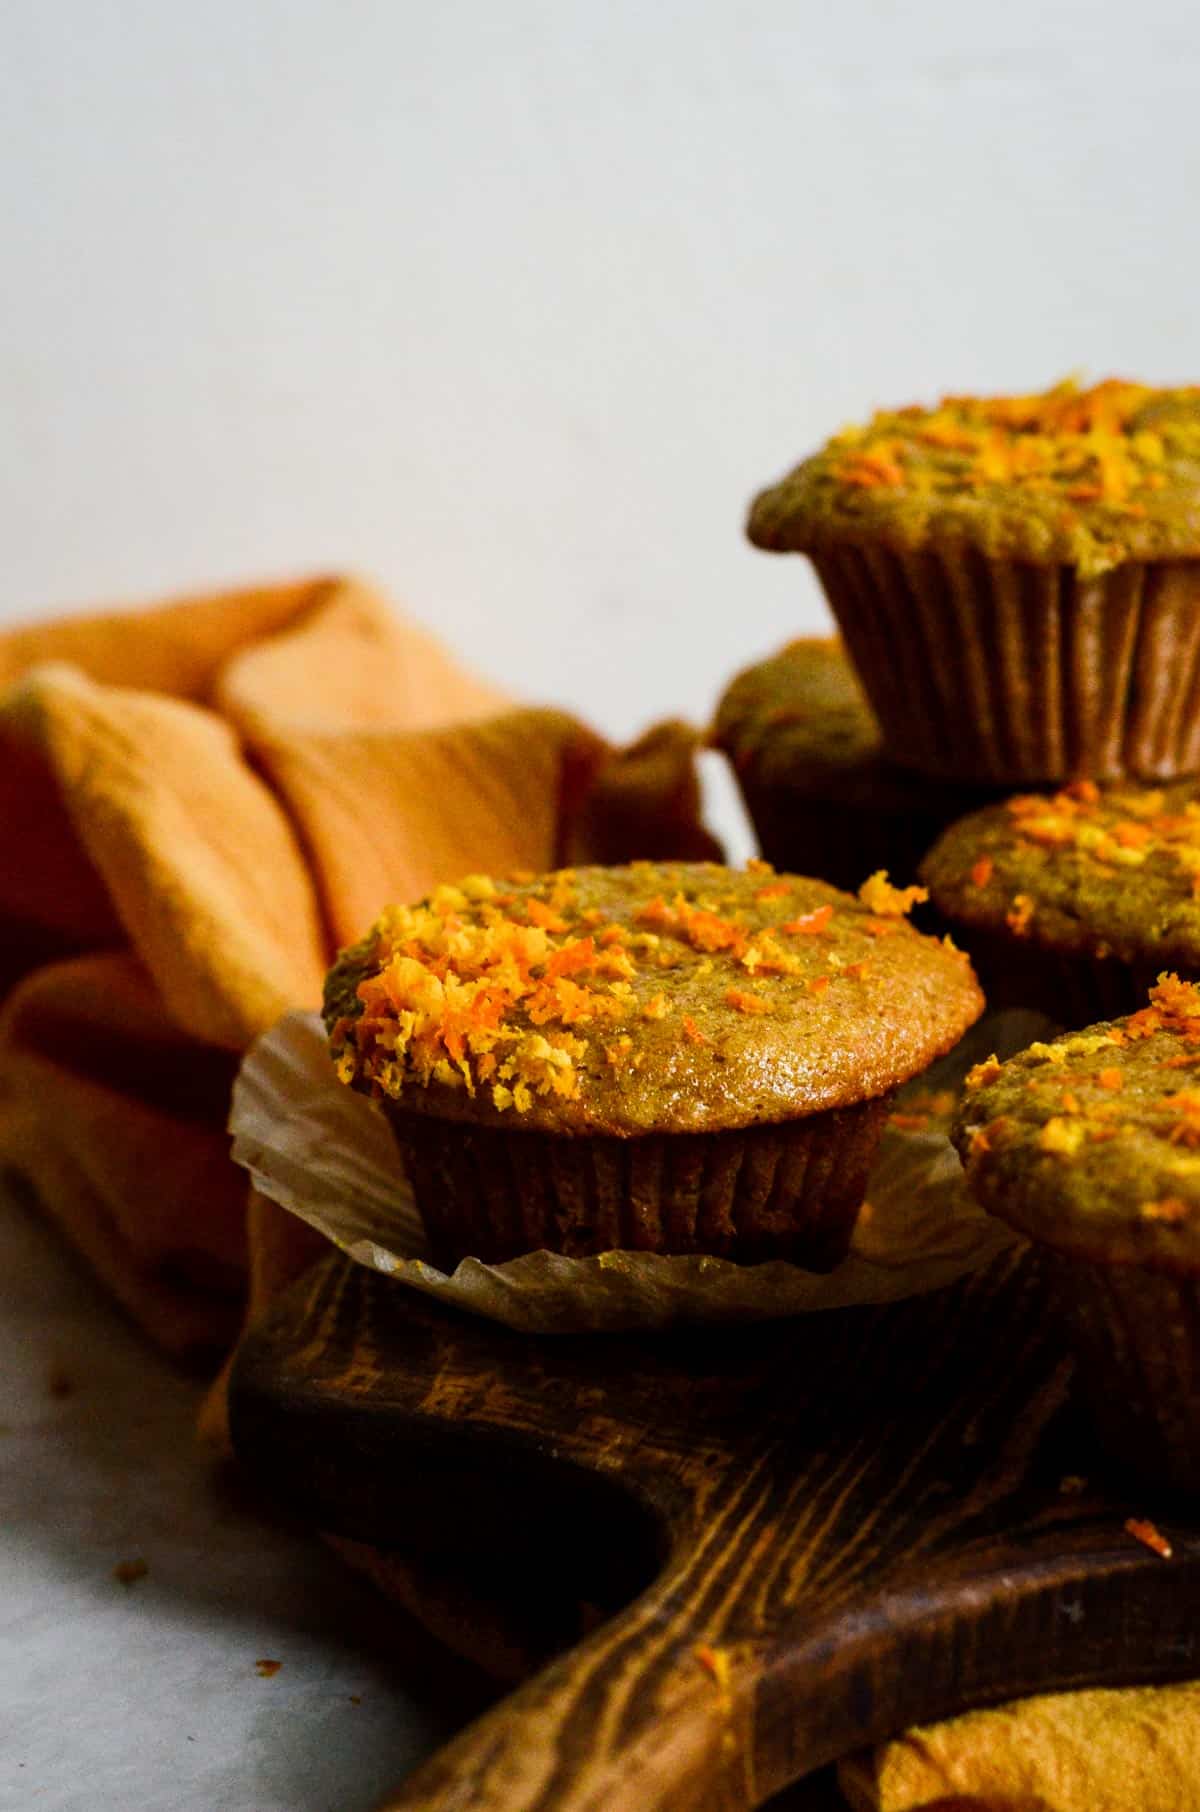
323,860,983,1271
747,379,1200,783
712,637,1001,892
954,976,1200,1491
921,778,1200,1025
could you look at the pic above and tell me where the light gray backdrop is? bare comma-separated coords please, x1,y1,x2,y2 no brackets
3,2,1197,736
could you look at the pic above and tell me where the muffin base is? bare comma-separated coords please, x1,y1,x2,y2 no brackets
812,546,1200,784
737,779,959,895
1040,1249,1200,1494
384,1095,895,1273
926,928,1171,1029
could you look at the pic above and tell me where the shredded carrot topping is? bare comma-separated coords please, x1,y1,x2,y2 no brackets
857,871,928,918
1006,893,1035,937
330,858,948,1115
725,988,771,1015
827,382,1199,538
1140,1197,1190,1224
965,1056,1003,1091
1125,1517,1173,1559
970,856,994,888
780,904,834,935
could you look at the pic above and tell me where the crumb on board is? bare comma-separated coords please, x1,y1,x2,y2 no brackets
113,1558,148,1587
255,1658,282,1677
1057,1475,1087,1495
1125,1517,1173,1558
47,1362,73,1399
694,1643,732,1691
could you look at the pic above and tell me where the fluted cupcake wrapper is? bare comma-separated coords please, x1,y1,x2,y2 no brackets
1039,1250,1200,1494
384,1095,895,1273
231,1011,1024,1333
929,929,1173,1030
735,779,948,895
812,546,1200,784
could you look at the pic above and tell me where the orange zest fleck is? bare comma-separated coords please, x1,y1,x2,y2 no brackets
780,904,833,935
1140,1197,1189,1224
526,897,568,932
681,1015,708,1046
965,1056,1003,1091
725,988,770,1015
1006,893,1035,936
857,871,928,917
1097,1067,1123,1092
1125,1517,1173,1559
970,856,994,888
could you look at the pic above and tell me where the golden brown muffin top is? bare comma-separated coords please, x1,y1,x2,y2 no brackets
953,975,1200,1269
921,778,1200,968
712,638,882,776
324,861,983,1135
747,379,1200,578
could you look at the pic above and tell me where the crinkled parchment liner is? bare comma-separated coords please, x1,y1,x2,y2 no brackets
229,1011,1044,1335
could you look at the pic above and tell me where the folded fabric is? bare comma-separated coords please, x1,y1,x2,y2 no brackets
839,1680,1200,1811
0,574,717,1434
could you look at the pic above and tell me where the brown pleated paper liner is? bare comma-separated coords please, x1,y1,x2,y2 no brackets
925,928,1172,1030
384,1094,895,1273
812,545,1200,784
735,777,956,895
1040,1249,1200,1494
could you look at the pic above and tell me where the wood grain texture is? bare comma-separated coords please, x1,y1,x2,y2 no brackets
229,1250,1200,1812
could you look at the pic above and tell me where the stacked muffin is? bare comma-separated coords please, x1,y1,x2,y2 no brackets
746,377,1200,784
742,375,1200,1490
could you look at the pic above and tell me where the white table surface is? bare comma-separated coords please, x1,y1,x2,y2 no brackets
1,1182,838,1812
0,1183,500,1812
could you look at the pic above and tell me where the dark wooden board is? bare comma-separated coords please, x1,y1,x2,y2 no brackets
229,1250,1200,1812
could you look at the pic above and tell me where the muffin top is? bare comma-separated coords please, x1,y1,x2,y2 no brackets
712,638,882,784
953,976,1200,1269
921,778,1200,969
324,860,983,1136
747,379,1200,578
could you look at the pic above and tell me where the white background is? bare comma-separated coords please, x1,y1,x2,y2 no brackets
4,1,1200,745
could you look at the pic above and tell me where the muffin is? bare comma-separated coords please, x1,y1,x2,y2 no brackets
747,379,1200,784
323,860,983,1271
953,976,1200,1492
921,778,1200,1025
711,637,1002,891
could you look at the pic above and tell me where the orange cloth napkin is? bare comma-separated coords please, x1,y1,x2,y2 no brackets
0,574,717,1434
839,1681,1200,1811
